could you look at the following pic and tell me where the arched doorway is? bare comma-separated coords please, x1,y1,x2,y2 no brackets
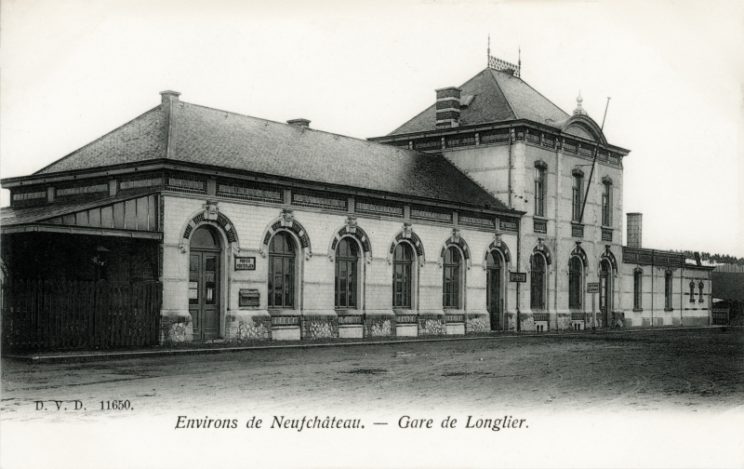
486,250,504,331
599,259,612,327
189,226,222,340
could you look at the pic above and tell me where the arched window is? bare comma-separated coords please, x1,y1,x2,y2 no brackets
568,256,583,309
698,281,704,303
664,270,673,310
633,269,643,310
600,259,613,315
268,231,295,308
393,243,414,308
689,280,695,303
530,254,546,310
335,237,359,309
443,246,462,309
487,250,504,331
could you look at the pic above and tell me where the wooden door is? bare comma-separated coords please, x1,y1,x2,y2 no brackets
487,252,502,331
189,227,221,341
599,262,610,327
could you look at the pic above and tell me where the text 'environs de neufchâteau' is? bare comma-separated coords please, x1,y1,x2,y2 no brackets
175,415,363,432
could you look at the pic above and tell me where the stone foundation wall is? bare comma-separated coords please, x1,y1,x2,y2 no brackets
418,315,446,336
302,316,339,340
465,313,489,334
365,315,395,337
556,312,571,330
225,311,271,343
160,311,192,344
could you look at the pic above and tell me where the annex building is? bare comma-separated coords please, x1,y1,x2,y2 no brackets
0,56,714,350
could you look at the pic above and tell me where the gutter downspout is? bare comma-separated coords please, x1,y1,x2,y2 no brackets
651,266,655,327
554,135,561,330
508,128,514,209
516,217,521,332
680,267,684,327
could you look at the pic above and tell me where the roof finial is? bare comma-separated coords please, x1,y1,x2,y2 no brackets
573,91,587,116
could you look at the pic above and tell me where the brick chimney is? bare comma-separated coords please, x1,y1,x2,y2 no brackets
435,87,461,128
160,91,180,159
626,213,642,248
287,118,311,129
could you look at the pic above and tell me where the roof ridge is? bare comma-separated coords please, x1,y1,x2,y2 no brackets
485,69,519,119
32,106,163,175
508,72,570,119
182,101,421,156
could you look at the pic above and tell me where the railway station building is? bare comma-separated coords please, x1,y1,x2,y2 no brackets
0,56,714,350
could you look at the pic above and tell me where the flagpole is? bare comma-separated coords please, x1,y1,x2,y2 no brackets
578,97,611,223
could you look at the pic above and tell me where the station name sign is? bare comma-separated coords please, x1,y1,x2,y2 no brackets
509,272,526,283
587,282,600,293
235,256,256,271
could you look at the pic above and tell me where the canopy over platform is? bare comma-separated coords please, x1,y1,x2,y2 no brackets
1,191,161,240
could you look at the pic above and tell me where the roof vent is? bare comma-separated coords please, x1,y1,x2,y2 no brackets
460,95,475,108
287,118,311,128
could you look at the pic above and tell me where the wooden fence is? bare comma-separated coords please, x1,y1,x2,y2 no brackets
1,279,161,351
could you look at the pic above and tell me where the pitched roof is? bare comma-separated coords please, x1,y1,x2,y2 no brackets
389,68,570,135
34,107,167,175
32,97,509,211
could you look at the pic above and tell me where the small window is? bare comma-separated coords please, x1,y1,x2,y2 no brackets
572,170,584,222
664,271,673,310
534,163,547,218
633,269,643,310
442,247,462,309
602,180,612,226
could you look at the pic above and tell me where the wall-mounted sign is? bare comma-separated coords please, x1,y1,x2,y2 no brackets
509,272,527,283
587,282,600,293
188,281,198,299
239,289,260,308
235,256,256,271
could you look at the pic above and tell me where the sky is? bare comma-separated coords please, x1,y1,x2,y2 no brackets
1,0,742,257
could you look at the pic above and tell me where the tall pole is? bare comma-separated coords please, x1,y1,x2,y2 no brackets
578,97,611,223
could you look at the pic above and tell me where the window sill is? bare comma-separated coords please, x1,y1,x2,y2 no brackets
336,308,362,315
268,309,301,316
